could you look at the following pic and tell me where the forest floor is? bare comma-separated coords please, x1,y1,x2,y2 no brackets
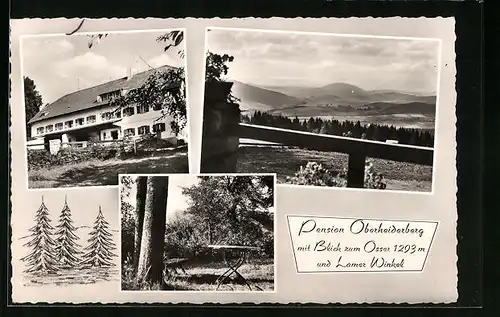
237,146,433,192
28,147,189,189
121,258,274,291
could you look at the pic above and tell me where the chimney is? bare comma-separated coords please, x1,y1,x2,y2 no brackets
127,67,133,80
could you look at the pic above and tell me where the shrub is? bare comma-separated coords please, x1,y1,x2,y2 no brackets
27,143,125,170
164,216,211,261
287,160,387,190
364,159,387,189
135,134,175,152
27,149,53,170
287,162,347,187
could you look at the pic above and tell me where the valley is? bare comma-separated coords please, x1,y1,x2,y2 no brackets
231,81,437,130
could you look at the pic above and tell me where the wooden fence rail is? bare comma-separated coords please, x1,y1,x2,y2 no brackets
238,123,434,188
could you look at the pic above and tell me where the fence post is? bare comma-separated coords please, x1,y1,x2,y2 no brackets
347,153,365,188
200,81,240,173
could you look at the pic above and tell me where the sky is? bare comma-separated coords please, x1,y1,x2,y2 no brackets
123,175,275,223
123,175,199,222
206,28,440,94
21,30,185,105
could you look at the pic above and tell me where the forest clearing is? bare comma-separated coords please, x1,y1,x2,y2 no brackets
120,174,275,291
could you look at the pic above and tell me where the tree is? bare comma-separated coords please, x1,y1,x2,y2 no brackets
24,76,43,138
21,196,59,274
120,200,135,263
157,31,184,58
54,196,83,268
133,176,148,270
182,176,274,251
120,175,135,262
81,206,117,267
205,51,235,82
88,31,187,136
136,176,169,285
110,67,186,136
205,51,239,103
120,175,135,199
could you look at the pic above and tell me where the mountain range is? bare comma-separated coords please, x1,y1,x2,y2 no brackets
231,81,437,118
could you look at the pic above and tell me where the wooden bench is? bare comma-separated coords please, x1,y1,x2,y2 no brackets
164,257,188,276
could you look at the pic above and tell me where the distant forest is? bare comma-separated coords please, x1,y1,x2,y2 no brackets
241,111,435,147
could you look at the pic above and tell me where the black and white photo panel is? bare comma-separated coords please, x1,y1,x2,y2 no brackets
201,27,441,194
21,29,190,189
119,173,276,292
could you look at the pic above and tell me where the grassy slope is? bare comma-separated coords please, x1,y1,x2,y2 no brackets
237,147,433,192
28,149,189,188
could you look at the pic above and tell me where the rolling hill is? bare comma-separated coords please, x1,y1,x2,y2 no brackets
232,81,437,118
231,81,306,112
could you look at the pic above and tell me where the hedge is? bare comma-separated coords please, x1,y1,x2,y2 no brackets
27,136,180,170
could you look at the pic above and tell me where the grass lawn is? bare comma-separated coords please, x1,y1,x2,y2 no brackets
237,146,433,192
122,258,274,291
28,147,189,189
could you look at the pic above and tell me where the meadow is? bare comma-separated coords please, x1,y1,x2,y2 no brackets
121,258,274,291
237,146,433,192
28,147,189,188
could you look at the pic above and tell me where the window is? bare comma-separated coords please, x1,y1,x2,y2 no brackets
152,103,162,111
123,106,135,117
114,109,121,119
138,125,150,135
123,128,135,138
86,115,96,124
152,122,166,133
99,90,121,102
75,118,84,126
55,123,63,131
45,125,54,133
36,127,44,135
64,120,73,129
136,104,149,114
101,112,112,121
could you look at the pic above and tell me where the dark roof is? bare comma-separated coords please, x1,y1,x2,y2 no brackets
29,65,178,124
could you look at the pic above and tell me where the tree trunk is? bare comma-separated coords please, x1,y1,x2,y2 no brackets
136,176,169,286
133,176,148,270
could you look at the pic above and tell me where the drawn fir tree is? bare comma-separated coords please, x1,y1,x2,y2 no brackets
81,206,117,267
54,196,83,268
20,196,59,274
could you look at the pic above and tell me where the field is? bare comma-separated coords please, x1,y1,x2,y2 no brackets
237,146,433,192
122,258,274,291
28,148,189,188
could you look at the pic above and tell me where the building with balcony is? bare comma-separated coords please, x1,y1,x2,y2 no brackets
27,65,184,151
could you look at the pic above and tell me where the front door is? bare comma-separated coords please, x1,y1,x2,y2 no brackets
111,130,119,140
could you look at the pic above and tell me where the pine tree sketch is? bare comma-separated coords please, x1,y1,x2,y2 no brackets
20,196,59,274
81,206,118,268
54,196,83,268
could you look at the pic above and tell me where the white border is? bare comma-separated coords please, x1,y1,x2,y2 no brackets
285,214,440,275
19,28,191,191
117,172,278,295
203,26,443,196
